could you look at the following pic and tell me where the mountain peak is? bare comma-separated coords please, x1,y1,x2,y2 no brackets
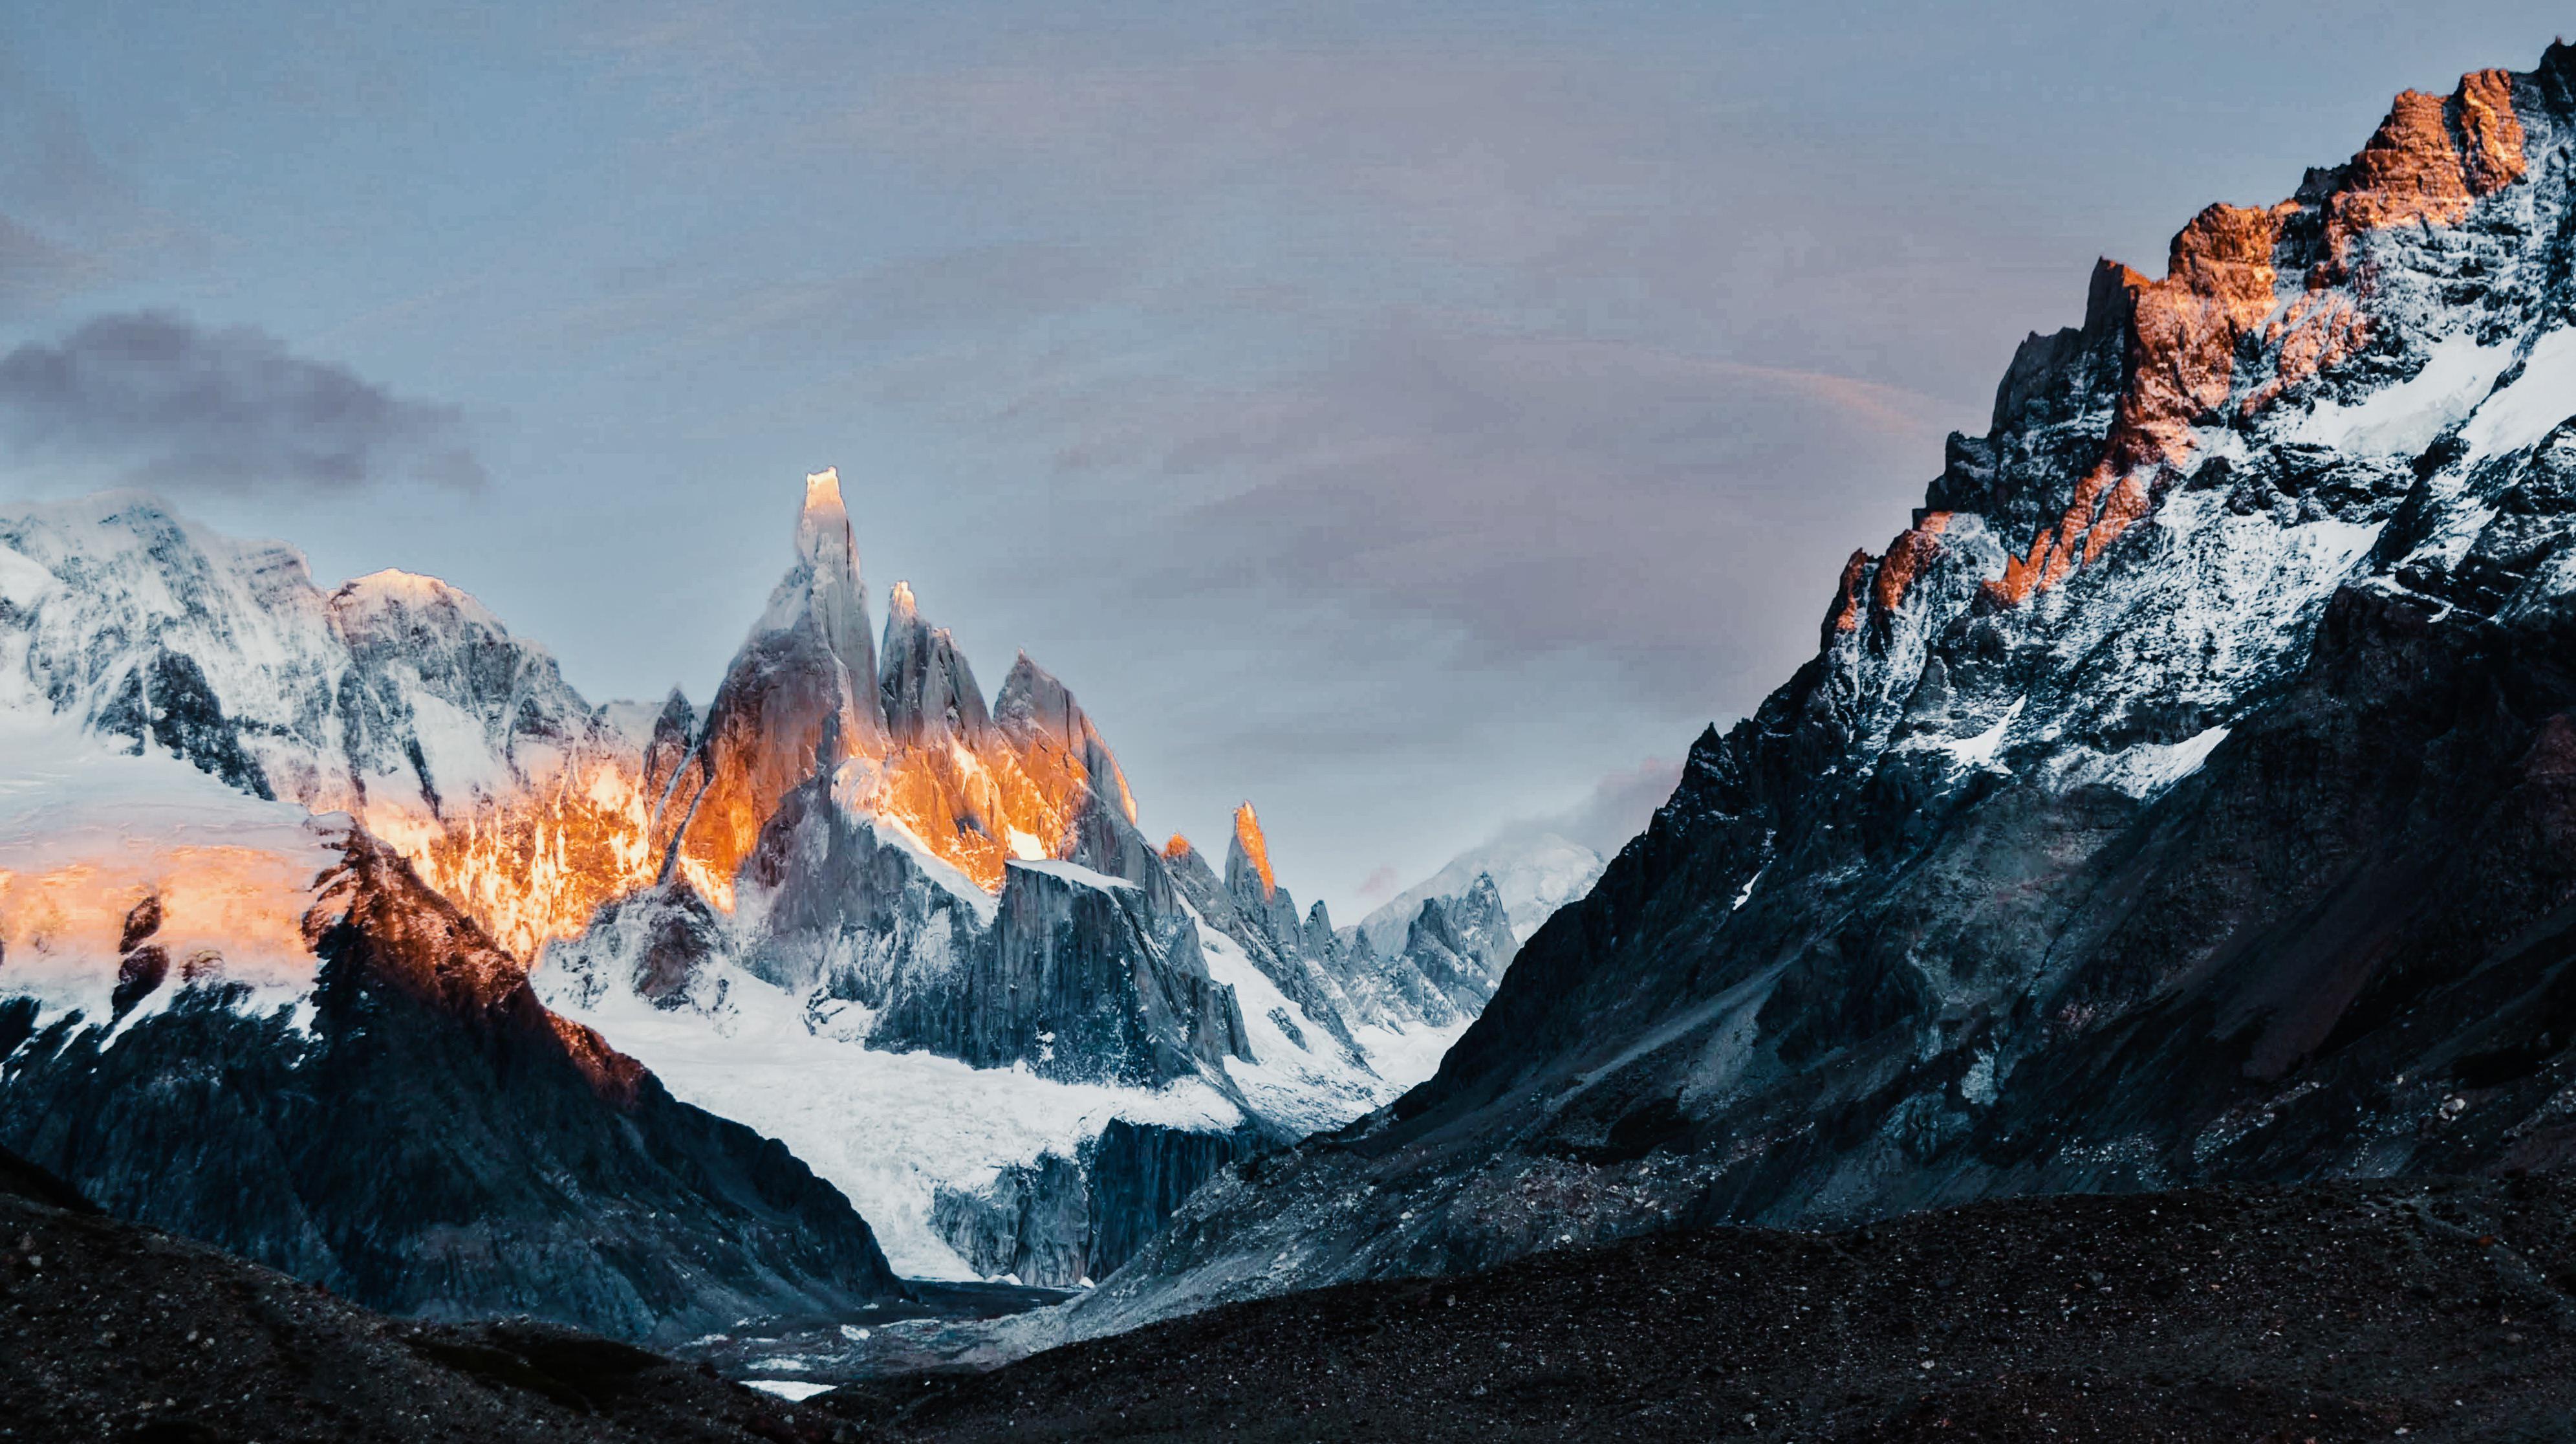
988,655,1133,822
766,468,880,733
877,578,990,747
797,467,849,558
1972,63,2540,609
1229,802,1276,899
330,569,509,640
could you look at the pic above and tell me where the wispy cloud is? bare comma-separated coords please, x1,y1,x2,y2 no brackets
1500,755,1685,859
0,47,195,317
0,311,484,494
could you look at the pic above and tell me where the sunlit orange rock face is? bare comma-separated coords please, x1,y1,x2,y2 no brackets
2326,72,2526,260
1824,513,1954,643
1231,802,1277,899
399,761,660,960
648,470,883,907
296,573,669,962
846,692,1136,893
647,473,1143,906
1983,69,2529,608
1872,512,1952,613
312,471,1158,947
1823,551,1872,643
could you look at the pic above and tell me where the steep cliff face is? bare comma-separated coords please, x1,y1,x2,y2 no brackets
927,1121,1260,1287
1065,46,2576,1335
0,727,901,1343
893,860,1248,1088
653,475,1145,910
653,469,885,907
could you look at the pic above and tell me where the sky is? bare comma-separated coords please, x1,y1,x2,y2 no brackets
1,1,2568,918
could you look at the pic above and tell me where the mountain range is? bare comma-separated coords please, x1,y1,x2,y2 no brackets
0,465,1577,1318
6,39,2576,1427
1034,41,2576,1342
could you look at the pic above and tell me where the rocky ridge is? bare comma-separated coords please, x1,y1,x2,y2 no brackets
537,477,1498,1283
1048,45,2576,1339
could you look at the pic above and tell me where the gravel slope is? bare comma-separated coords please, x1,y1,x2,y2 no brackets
821,1173,2576,1443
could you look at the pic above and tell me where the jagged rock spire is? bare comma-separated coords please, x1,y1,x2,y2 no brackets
1226,802,1277,901
775,468,883,746
878,580,992,747
655,470,892,903
994,652,1136,825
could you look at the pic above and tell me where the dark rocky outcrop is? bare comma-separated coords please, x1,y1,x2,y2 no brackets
0,835,905,1345
0,1144,867,1444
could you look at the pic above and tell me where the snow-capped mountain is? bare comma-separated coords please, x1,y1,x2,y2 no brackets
0,469,1488,1291
1046,47,2576,1339
537,472,1480,1280
1352,831,1607,954
0,716,901,1342
0,496,661,959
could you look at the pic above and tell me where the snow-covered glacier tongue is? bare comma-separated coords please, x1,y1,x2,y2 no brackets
1035,45,2576,1344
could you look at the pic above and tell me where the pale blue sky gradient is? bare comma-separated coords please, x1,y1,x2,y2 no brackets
3,2,2568,913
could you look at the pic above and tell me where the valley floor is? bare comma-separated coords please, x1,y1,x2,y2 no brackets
819,1175,2576,1443
8,1144,2572,1443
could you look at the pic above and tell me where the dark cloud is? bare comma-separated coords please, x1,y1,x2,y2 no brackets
0,312,484,494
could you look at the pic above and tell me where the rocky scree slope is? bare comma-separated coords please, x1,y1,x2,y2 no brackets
1062,45,2576,1333
828,1173,2576,1443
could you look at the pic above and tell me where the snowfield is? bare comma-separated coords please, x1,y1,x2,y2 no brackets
537,955,1242,1278
0,716,341,1038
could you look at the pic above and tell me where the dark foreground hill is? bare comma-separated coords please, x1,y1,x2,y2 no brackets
12,1139,2576,1444
824,1172,2576,1443
0,1148,856,1444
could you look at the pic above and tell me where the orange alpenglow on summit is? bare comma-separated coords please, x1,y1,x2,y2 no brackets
644,468,1149,903
1980,68,2531,609
1232,802,1277,898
